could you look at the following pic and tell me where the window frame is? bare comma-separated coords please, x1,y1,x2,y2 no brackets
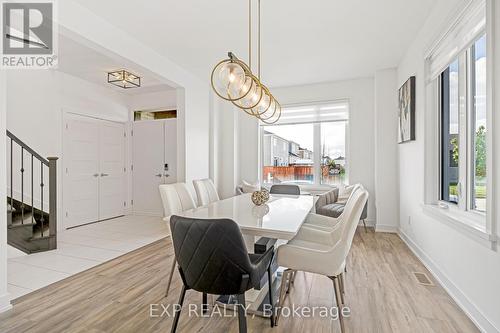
422,0,496,246
258,100,350,188
437,40,487,216
424,37,494,245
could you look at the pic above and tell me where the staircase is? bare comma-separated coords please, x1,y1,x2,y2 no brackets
6,130,58,254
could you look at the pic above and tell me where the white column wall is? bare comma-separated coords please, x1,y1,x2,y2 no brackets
60,0,210,189
0,70,11,312
374,69,400,232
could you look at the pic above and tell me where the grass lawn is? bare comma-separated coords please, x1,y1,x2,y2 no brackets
449,184,486,198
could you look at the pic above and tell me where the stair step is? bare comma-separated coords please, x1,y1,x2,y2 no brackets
7,204,14,213
8,222,37,229
32,225,51,238
7,196,55,254
30,234,55,242
10,214,35,226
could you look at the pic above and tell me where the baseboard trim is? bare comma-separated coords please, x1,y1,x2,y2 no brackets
375,224,398,233
398,228,499,333
0,293,12,313
131,211,163,217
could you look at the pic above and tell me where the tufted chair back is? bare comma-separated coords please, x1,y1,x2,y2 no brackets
169,216,262,295
270,184,300,195
159,183,196,221
193,178,220,206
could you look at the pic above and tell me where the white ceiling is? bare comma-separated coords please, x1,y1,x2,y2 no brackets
57,35,175,95
73,0,437,87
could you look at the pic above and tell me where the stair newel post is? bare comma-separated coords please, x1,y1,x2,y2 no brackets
31,154,34,225
10,137,13,210
48,157,58,249
40,162,44,237
21,147,24,223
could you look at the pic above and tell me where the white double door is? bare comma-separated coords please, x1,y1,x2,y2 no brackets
64,114,126,228
132,119,177,216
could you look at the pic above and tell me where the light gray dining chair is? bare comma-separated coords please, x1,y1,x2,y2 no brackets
159,183,197,298
270,184,300,195
193,178,220,206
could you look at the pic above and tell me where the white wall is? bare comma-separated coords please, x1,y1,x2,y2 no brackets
6,70,130,231
238,111,260,184
211,97,239,198
210,92,260,199
0,70,11,312
59,0,209,191
374,69,400,231
270,79,377,223
127,90,177,112
397,0,500,331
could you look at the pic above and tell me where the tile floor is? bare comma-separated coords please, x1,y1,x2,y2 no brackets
7,215,169,300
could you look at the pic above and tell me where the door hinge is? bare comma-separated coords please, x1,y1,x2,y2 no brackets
124,201,126,207
124,167,126,172
124,131,126,138
131,165,133,171
131,200,134,205
65,123,68,130
65,212,68,217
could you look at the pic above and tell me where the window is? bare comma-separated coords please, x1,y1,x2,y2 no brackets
440,59,459,204
134,110,177,121
471,35,486,212
262,124,314,184
320,122,347,185
438,34,487,213
261,101,348,187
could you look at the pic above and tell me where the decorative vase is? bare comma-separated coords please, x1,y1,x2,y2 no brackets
252,204,270,218
251,189,269,206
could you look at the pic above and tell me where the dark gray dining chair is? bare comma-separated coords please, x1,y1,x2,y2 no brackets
169,215,275,333
270,184,300,195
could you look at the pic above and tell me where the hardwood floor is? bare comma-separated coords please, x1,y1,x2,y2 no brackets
0,228,479,333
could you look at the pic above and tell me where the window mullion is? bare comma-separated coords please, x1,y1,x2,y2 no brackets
313,121,321,186
458,53,468,211
466,47,475,212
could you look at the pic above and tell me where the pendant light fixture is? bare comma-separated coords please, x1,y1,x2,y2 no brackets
211,0,281,124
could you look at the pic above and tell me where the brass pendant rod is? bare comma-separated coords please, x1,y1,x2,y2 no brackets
249,0,252,71
258,0,261,79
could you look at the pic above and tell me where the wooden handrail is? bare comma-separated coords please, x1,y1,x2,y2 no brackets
6,129,58,252
6,130,49,166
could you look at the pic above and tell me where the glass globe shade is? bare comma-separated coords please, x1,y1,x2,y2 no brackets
251,89,272,115
232,77,263,109
211,60,247,101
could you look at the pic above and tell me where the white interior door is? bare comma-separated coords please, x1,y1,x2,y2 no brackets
64,115,100,228
132,121,165,215
99,121,125,220
163,119,177,184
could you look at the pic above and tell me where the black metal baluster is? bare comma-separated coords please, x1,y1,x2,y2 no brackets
20,147,24,224
10,138,13,211
40,162,44,237
31,154,34,225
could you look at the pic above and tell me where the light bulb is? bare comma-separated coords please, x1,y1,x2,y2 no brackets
212,60,249,101
232,77,263,109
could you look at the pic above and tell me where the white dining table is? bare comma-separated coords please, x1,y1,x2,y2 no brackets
178,193,315,240
176,193,315,316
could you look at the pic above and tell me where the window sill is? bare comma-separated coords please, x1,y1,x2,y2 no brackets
421,204,497,246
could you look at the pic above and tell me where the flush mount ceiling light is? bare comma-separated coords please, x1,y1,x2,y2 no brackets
210,0,281,124
108,69,141,89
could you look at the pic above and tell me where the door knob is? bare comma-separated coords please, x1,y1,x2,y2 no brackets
164,174,170,178
155,174,162,177
100,173,109,177
93,173,99,177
